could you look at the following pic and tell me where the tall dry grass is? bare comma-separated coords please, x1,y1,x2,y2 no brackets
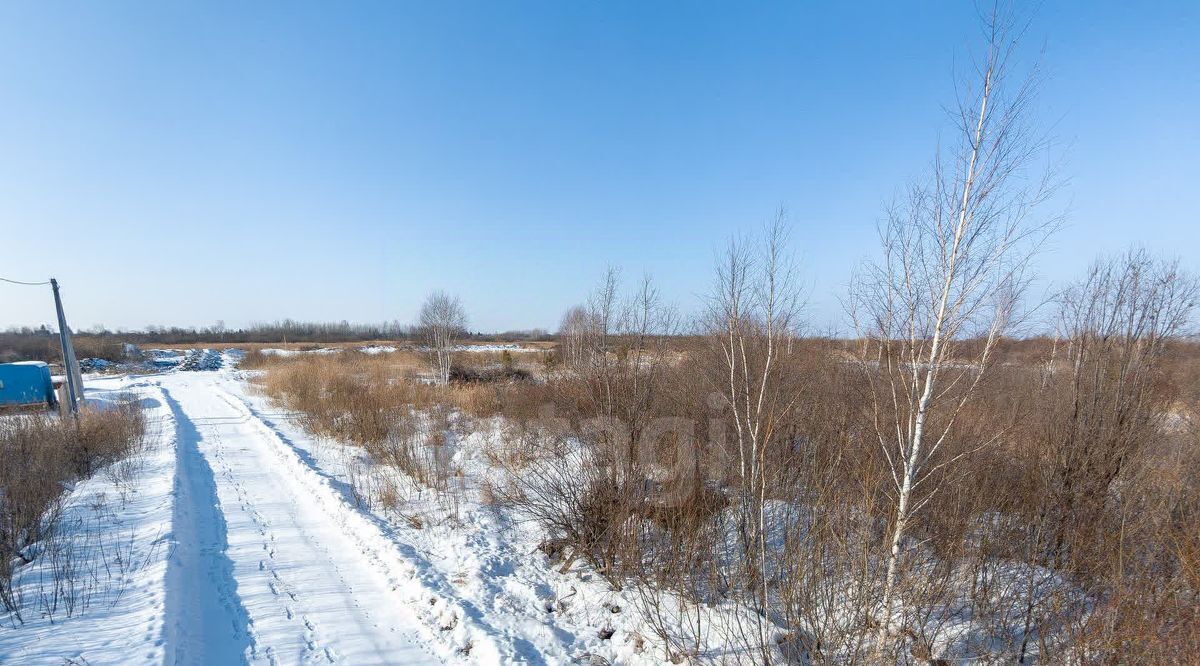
0,404,147,614
246,349,548,507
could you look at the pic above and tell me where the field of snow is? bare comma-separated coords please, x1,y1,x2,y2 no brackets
258,344,543,357
2,348,1097,664
448,344,544,353
0,371,451,664
0,355,659,664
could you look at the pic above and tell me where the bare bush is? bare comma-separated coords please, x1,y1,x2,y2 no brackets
0,404,147,616
1011,250,1200,661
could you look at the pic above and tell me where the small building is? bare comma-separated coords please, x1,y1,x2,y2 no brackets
0,361,56,409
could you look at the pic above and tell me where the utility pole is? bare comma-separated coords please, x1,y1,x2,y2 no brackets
51,278,81,415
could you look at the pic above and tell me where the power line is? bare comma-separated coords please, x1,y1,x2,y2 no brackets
0,276,51,286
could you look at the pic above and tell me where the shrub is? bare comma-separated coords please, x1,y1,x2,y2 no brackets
72,336,128,362
0,404,146,613
448,363,532,384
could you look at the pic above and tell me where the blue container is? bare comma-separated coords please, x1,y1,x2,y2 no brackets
0,361,55,407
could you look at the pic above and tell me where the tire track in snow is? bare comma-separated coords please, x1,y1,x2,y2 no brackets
161,385,256,665
160,375,441,665
214,382,547,664
207,429,336,665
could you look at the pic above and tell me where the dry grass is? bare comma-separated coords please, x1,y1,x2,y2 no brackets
0,404,147,612
247,346,555,419
245,344,565,524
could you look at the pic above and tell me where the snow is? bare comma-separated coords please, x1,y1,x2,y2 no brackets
147,349,186,368
409,344,543,354
0,377,175,664
159,376,443,664
223,366,657,664
449,344,542,353
4,353,645,664
257,344,541,357
3,352,1070,664
216,398,662,662
358,345,397,355
2,368,447,664
0,356,746,663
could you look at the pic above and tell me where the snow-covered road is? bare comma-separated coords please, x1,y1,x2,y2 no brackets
158,372,442,665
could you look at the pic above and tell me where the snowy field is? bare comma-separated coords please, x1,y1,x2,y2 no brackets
0,355,660,665
1,349,1098,665
258,344,543,358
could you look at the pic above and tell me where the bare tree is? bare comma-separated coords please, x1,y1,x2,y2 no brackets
573,267,679,483
419,290,468,385
557,305,593,372
846,3,1060,655
1048,249,1198,564
1003,248,1200,662
705,211,805,661
502,269,678,593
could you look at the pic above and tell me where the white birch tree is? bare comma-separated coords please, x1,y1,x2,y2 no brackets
846,3,1060,655
419,290,468,385
706,211,805,662
557,305,592,372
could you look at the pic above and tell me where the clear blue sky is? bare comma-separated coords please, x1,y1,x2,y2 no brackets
1,1,1196,333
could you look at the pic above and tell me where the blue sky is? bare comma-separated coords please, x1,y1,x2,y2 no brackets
1,2,1196,333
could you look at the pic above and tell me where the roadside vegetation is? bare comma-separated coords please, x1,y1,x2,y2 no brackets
0,331,128,365
0,403,148,620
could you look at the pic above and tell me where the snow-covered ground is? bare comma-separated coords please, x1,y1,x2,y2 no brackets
2,352,1084,664
0,356,657,665
358,345,397,355
258,343,543,358
0,376,175,665
446,344,544,353
159,374,445,665
229,379,661,665
1,367,447,664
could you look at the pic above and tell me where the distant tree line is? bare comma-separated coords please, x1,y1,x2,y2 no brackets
0,320,552,364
